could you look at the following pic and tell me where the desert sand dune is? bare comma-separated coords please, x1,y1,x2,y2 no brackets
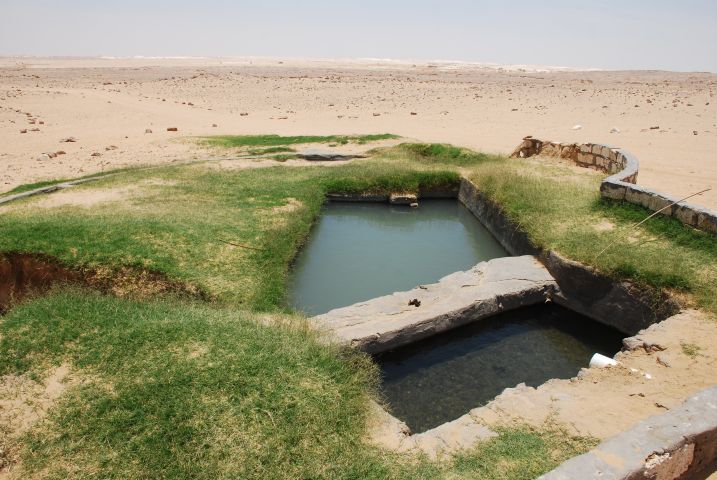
1,57,715,208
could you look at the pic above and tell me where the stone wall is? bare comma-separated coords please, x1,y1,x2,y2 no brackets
458,178,680,334
539,385,717,480
511,136,717,234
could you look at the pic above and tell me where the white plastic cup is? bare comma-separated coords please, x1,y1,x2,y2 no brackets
590,353,618,368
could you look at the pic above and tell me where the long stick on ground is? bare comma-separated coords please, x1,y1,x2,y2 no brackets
595,187,711,260
216,238,265,251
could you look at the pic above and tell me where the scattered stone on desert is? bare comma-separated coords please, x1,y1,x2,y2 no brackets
37,153,52,161
20,129,27,133
610,127,621,133
91,152,102,157
145,128,153,134
240,112,249,116
56,151,66,155
105,145,118,151
61,136,78,143
572,124,583,130
167,127,178,132
212,123,218,127
410,112,418,115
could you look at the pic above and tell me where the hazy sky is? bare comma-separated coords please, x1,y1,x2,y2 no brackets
1,0,716,71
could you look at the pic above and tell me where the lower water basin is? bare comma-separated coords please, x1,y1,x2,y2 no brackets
375,304,624,433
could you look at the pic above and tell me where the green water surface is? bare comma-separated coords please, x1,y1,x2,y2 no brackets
289,200,508,315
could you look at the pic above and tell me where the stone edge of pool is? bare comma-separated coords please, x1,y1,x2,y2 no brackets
308,175,696,461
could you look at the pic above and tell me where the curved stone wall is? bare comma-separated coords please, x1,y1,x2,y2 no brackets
511,136,717,234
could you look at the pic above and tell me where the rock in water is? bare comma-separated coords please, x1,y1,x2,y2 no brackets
389,193,418,205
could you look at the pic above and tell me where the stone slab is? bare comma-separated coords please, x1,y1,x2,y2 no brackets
539,386,717,479
312,255,556,354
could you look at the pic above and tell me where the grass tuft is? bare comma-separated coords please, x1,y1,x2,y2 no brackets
681,342,702,358
400,143,502,166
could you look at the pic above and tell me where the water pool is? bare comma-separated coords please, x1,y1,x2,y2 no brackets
376,304,624,433
288,200,508,315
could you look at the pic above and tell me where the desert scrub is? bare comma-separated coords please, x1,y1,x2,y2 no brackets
681,342,702,358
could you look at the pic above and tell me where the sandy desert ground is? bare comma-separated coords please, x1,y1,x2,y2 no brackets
1,56,715,208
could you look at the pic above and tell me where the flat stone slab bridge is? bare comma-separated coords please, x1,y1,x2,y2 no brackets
312,255,556,354
310,255,557,455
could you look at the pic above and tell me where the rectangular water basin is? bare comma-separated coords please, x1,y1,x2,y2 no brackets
375,304,624,433
289,200,508,315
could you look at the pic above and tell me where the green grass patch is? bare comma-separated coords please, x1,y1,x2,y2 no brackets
0,158,457,310
1,179,71,196
400,143,503,166
468,157,717,314
201,133,399,148
0,167,147,198
246,146,296,156
0,289,594,479
0,290,383,479
451,426,596,480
